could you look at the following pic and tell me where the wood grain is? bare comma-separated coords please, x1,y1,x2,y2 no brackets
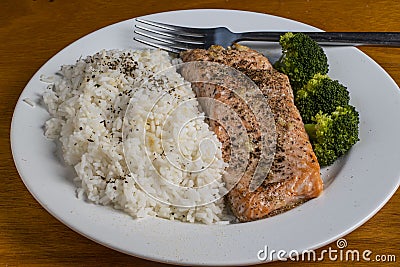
1,0,399,266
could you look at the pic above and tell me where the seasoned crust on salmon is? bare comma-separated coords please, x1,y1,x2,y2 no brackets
179,44,273,71
180,44,323,222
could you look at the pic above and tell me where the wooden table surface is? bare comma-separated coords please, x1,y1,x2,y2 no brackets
1,0,399,266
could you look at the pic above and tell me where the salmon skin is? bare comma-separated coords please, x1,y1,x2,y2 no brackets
180,44,323,222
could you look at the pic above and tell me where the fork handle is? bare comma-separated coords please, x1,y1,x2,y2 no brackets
237,32,400,46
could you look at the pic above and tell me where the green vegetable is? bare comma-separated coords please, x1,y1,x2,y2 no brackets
304,105,360,167
274,32,329,91
295,73,350,124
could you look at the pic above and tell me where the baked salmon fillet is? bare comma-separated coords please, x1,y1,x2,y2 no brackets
180,44,323,222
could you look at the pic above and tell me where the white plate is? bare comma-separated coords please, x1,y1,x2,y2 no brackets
11,9,400,265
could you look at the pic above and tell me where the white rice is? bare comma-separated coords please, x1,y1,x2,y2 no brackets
43,49,228,224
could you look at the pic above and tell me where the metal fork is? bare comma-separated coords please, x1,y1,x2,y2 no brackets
134,18,400,54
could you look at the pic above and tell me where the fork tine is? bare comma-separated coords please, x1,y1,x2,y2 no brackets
135,18,207,36
135,31,203,51
135,24,204,43
134,30,204,49
133,37,183,54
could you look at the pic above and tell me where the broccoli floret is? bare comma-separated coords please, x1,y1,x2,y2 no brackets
274,32,329,90
304,105,360,166
295,73,350,124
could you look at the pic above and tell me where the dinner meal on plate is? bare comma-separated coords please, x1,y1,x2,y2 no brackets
42,32,360,224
